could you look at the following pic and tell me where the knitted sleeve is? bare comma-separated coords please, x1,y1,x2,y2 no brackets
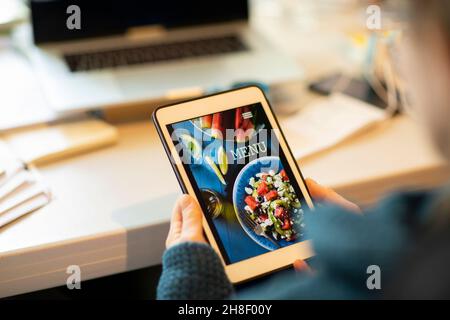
157,242,234,300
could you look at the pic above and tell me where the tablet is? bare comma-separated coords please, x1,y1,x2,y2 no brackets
153,86,314,283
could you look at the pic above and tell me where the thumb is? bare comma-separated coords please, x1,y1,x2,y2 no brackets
178,195,205,240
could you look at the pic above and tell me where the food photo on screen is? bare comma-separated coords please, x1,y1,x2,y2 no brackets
167,103,310,263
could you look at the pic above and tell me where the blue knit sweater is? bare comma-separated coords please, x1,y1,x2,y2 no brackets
157,191,438,300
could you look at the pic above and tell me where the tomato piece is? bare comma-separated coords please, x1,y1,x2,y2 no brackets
260,214,268,221
257,181,269,195
245,196,259,211
265,190,279,201
274,206,286,218
280,169,289,181
281,219,291,230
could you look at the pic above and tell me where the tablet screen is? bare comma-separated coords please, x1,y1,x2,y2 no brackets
167,103,311,264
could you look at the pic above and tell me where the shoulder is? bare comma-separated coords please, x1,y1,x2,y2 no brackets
303,189,438,275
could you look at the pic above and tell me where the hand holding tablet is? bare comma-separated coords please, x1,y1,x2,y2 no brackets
153,86,315,283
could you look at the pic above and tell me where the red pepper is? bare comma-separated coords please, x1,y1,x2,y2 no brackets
245,196,259,211
245,120,254,130
265,190,279,201
211,113,224,139
241,106,253,130
260,214,268,221
280,169,289,181
200,115,212,128
257,181,269,195
235,108,243,129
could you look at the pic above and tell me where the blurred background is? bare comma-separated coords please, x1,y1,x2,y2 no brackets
1,0,403,122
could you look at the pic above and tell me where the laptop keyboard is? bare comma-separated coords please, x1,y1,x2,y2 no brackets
64,35,248,72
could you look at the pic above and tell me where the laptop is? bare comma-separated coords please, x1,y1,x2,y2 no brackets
27,0,302,114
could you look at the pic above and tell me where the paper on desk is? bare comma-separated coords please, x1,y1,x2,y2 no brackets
283,93,387,159
0,171,51,228
0,140,24,187
0,141,51,228
1,119,118,166
0,189,50,228
0,118,115,228
0,170,33,201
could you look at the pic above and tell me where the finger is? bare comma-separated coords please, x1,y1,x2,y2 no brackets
169,197,183,234
166,196,184,247
332,194,361,213
306,178,361,213
178,194,205,241
306,178,340,200
293,259,312,273
305,178,329,199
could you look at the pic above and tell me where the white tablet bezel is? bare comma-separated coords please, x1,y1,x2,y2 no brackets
153,86,314,283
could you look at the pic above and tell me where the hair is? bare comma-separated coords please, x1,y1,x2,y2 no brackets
409,0,450,40
408,0,450,217
403,0,450,160
386,1,450,299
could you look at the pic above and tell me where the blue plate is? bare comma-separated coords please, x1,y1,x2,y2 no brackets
232,156,296,251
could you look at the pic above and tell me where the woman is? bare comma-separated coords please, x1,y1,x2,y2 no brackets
157,0,450,299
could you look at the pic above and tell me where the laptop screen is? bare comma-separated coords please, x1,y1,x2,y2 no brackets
30,0,249,44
